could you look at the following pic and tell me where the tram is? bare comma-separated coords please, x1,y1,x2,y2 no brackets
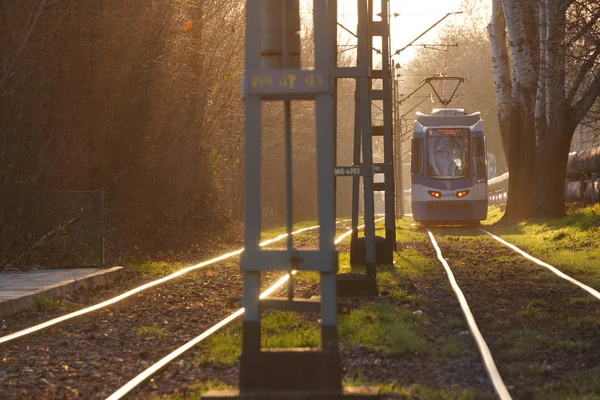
411,109,488,226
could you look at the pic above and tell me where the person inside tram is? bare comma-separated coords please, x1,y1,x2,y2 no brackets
429,135,467,178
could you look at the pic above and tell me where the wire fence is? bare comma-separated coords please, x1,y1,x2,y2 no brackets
0,190,105,269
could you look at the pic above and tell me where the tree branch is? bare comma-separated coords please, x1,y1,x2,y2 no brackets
0,0,47,90
566,8,600,47
573,71,600,122
566,45,600,104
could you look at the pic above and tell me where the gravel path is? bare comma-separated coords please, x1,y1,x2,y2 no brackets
0,261,242,399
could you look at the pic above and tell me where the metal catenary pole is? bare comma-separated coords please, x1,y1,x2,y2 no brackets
204,1,379,398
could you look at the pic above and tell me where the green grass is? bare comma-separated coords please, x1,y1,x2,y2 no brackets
196,312,320,367
183,215,499,396
157,380,232,399
197,328,241,366
261,312,320,348
529,367,600,400
438,336,469,358
380,385,492,400
516,299,550,319
344,379,493,400
443,315,468,330
34,294,73,312
338,252,352,272
496,330,590,360
127,259,184,277
483,205,504,225
389,288,423,303
127,219,327,276
339,303,427,354
260,219,320,238
392,248,437,281
294,270,320,284
485,204,600,289
136,324,168,340
514,362,546,378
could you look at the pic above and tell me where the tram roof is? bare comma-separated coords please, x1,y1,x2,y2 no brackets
415,111,481,127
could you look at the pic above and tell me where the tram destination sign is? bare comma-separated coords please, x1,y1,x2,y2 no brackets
428,128,468,136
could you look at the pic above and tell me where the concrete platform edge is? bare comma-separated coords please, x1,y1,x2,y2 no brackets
0,267,124,318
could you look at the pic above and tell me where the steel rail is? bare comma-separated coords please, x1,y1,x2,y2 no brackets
106,218,384,400
0,221,351,345
427,230,512,400
480,229,600,301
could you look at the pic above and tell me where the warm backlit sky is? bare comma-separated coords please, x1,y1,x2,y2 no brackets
302,0,490,65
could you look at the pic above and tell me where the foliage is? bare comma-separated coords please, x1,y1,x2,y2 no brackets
0,0,246,260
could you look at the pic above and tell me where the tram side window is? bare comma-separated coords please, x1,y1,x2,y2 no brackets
473,137,486,176
412,139,424,175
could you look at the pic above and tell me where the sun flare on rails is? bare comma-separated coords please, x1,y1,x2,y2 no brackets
0,220,354,345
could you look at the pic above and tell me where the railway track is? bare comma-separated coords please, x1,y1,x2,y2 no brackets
427,227,600,399
107,224,365,400
0,220,362,399
0,221,345,345
3,220,597,399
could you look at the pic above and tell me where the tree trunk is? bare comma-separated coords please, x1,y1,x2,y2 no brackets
500,0,539,221
534,123,575,217
534,1,547,148
488,0,511,159
504,88,537,220
533,0,570,218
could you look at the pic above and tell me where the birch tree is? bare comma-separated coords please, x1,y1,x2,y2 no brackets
487,0,511,161
489,0,600,219
534,0,600,217
488,0,539,219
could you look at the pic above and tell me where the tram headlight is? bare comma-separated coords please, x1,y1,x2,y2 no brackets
456,190,470,198
428,190,442,199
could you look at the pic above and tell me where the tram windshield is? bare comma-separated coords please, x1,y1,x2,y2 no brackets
427,128,470,179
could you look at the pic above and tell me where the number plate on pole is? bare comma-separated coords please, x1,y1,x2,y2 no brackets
334,165,370,176
246,69,329,95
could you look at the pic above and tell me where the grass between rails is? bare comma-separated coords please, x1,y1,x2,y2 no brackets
179,218,493,399
485,204,600,289
161,380,232,400
136,323,169,340
160,207,600,399
338,220,491,398
432,221,600,400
